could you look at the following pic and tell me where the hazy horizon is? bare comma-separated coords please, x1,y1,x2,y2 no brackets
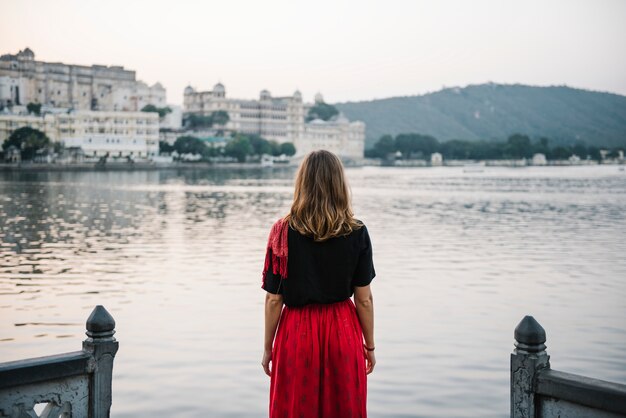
1,0,625,105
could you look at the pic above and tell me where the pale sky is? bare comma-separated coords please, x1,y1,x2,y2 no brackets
1,0,625,105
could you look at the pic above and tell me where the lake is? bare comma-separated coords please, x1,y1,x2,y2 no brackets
1,165,625,417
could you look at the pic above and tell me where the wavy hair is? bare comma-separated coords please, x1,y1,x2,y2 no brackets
286,150,362,242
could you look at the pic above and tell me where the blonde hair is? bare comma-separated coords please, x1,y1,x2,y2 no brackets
286,150,362,242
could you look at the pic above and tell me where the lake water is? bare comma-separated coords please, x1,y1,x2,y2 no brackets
1,165,625,417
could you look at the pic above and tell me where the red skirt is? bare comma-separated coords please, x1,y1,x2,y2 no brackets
270,298,367,418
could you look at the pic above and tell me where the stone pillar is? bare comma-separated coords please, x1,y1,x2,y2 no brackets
511,315,550,418
82,305,119,418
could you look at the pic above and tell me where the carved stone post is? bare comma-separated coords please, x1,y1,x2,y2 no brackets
82,305,119,418
511,315,550,418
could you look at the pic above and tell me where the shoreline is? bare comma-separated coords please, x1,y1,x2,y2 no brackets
0,160,623,172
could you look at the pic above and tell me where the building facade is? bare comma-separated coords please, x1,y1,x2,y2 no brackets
183,83,365,159
0,110,159,159
184,83,304,143
298,116,365,159
0,48,166,111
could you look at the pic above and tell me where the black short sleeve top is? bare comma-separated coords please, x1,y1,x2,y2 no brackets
262,223,376,307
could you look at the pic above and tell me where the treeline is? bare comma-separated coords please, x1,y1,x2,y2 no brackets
141,104,172,118
160,133,296,162
183,111,230,129
366,133,624,161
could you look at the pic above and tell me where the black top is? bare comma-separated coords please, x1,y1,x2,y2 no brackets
262,224,376,307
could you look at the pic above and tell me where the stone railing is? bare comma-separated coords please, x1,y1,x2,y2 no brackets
511,315,626,418
0,306,118,418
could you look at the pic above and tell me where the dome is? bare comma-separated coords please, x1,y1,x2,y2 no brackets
18,47,35,60
184,85,195,95
314,92,324,104
260,89,271,100
293,90,302,98
213,83,225,93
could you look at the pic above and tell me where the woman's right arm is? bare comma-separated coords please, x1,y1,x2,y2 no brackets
354,284,376,374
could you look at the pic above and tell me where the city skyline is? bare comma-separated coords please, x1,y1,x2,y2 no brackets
1,0,626,105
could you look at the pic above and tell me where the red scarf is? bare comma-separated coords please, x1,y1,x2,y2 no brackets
262,218,289,284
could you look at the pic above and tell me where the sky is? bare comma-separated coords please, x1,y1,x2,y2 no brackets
1,0,625,105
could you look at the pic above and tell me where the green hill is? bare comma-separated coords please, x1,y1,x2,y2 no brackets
334,84,626,149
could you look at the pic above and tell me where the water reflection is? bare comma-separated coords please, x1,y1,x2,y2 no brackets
1,166,625,418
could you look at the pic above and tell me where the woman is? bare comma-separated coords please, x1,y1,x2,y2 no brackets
261,150,376,418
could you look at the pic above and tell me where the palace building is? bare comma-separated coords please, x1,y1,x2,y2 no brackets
0,110,159,159
0,48,166,111
183,83,365,159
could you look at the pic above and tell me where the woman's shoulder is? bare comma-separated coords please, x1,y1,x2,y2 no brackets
353,219,369,232
346,220,370,241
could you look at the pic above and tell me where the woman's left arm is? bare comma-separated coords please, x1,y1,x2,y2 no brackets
262,292,284,376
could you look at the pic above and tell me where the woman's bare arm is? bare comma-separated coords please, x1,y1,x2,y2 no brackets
354,284,376,374
262,292,284,376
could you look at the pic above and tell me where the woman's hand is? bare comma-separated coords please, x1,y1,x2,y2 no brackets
262,349,272,377
365,349,376,374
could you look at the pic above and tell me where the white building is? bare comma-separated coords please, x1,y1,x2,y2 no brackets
0,110,159,159
161,105,183,130
298,116,365,159
0,48,166,111
183,83,365,159
430,152,443,166
532,153,547,166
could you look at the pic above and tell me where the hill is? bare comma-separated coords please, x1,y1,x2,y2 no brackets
334,84,626,149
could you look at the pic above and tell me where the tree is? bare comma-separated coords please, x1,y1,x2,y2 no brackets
225,136,252,162
2,127,51,160
184,113,214,129
280,142,296,156
211,110,230,126
26,102,42,116
572,143,588,159
587,146,601,161
394,133,439,159
505,134,533,159
549,146,572,160
532,137,550,156
248,134,272,155
269,140,282,156
159,140,174,154
173,136,207,156
306,102,339,122
373,135,395,159
440,139,473,160
141,104,172,118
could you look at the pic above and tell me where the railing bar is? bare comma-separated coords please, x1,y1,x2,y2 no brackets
536,369,626,415
0,351,91,390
